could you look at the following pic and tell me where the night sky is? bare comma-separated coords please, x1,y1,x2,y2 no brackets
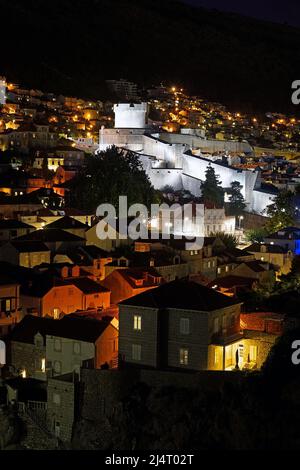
184,0,300,27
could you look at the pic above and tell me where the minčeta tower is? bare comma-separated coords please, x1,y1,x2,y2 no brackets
113,102,147,128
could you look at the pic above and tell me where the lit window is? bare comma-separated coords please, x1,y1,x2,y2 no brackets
41,358,46,372
179,348,189,365
5,299,11,312
208,261,211,268
225,265,229,272
132,344,141,361
180,318,190,335
133,315,142,331
217,267,221,274
249,345,258,362
53,308,60,320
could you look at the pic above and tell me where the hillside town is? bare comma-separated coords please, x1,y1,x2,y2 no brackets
0,76,300,449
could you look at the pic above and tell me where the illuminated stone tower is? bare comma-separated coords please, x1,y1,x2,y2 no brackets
113,102,147,128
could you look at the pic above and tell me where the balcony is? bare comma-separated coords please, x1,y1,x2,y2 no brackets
211,325,242,345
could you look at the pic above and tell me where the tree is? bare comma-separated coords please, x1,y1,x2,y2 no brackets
69,146,160,211
245,227,268,243
200,164,224,207
210,231,238,251
265,190,295,233
279,255,300,290
228,181,246,216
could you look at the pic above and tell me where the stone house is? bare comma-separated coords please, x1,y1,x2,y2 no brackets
21,265,111,318
46,316,118,376
0,219,35,242
102,267,163,304
246,243,293,276
9,315,54,379
119,279,243,371
9,314,118,380
0,240,51,268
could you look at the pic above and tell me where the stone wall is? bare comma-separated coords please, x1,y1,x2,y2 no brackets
10,341,45,378
80,368,139,421
47,375,76,442
79,367,244,423
243,330,277,369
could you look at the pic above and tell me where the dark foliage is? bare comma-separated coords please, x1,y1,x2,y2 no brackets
69,146,159,211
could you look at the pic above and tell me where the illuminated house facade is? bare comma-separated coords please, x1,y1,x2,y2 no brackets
21,264,111,318
102,267,163,304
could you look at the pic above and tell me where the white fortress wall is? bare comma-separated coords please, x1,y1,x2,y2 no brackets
158,132,205,149
137,153,183,190
251,190,275,214
142,135,188,167
159,132,252,154
181,173,202,197
243,170,260,207
182,152,258,203
137,153,158,174
198,139,253,154
183,152,238,190
98,128,145,152
148,168,183,191
180,128,206,138
142,135,168,161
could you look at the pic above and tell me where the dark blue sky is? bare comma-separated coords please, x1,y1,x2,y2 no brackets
184,0,300,27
